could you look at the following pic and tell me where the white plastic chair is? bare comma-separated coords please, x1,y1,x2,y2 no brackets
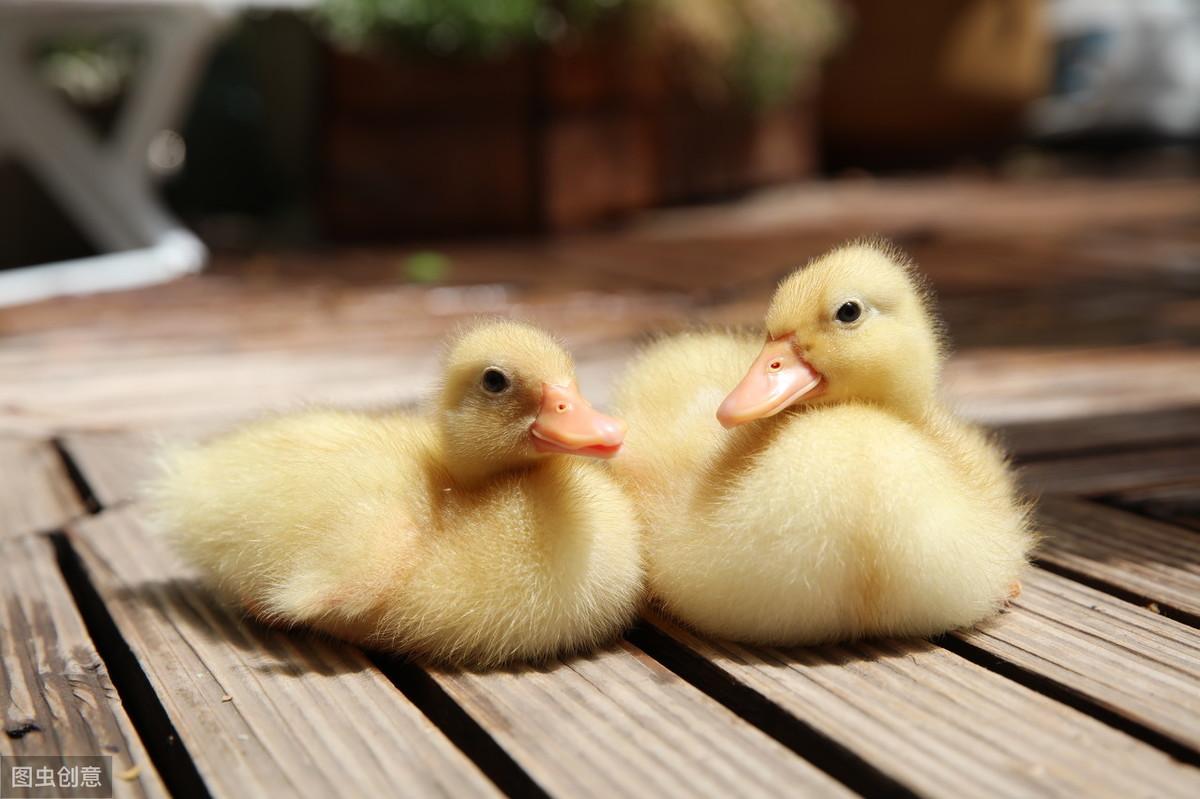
0,1,311,306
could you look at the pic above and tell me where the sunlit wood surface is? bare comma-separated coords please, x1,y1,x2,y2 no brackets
3,175,1199,797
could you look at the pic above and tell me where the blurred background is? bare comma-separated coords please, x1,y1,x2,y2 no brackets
1,0,1198,436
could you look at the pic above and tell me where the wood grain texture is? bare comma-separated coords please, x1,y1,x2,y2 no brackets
944,346,1200,426
5,179,1200,437
65,506,498,799
64,427,856,798
7,175,1197,795
60,425,227,509
0,438,83,539
1036,497,1200,618
63,427,854,791
431,640,851,799
62,439,853,798
1020,446,1200,496
651,613,1200,798
958,568,1200,750
59,431,152,508
0,271,678,438
1108,482,1200,532
0,534,165,798
996,406,1200,460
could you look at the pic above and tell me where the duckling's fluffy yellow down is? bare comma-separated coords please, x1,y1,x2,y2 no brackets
149,321,644,668
612,242,1034,644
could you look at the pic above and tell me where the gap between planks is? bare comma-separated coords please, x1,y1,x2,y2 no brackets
1036,496,1200,623
51,412,1200,797
63,506,501,798
640,612,1200,798
63,505,851,799
0,533,166,799
55,433,858,798
0,437,85,540
950,567,1200,760
1104,483,1200,533
1020,445,1200,497
997,406,1200,463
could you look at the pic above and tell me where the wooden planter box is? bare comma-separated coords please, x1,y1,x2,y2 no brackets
318,37,816,239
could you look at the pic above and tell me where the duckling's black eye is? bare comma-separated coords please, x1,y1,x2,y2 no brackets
481,368,510,394
835,300,862,324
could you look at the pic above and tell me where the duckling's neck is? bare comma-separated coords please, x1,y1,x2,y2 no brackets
805,386,941,430
436,436,541,490
850,373,941,429
883,390,935,428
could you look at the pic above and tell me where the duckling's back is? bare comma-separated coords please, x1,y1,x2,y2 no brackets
148,408,435,618
610,331,762,523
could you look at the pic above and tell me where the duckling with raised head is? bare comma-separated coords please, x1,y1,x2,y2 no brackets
150,321,643,668
612,240,1033,644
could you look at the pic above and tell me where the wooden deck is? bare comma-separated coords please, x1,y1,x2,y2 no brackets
3,176,1200,797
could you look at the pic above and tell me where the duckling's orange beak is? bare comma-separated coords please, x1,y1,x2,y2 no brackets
717,336,823,428
531,382,626,459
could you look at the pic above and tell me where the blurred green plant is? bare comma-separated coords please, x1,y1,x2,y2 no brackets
317,0,845,108
403,250,452,283
641,0,845,108
318,0,615,55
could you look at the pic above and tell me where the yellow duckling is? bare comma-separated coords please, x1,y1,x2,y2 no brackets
150,321,643,668
612,240,1033,644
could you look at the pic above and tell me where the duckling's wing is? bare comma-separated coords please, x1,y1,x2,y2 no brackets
147,409,431,626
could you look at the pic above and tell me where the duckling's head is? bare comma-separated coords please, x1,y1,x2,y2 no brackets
718,240,944,428
437,321,626,479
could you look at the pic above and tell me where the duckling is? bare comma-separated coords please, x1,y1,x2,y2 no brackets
149,321,643,668
612,240,1033,644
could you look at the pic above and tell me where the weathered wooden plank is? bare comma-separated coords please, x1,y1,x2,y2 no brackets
68,505,850,798
0,350,437,437
940,281,1200,350
651,613,1200,798
944,346,1200,426
62,415,413,509
57,431,151,509
622,177,1200,245
1036,497,1200,618
60,427,223,509
66,506,499,799
0,534,165,798
431,641,851,799
0,438,83,539
995,406,1200,460
63,433,852,797
0,278,679,437
1020,446,1200,496
1108,482,1200,532
958,568,1200,751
